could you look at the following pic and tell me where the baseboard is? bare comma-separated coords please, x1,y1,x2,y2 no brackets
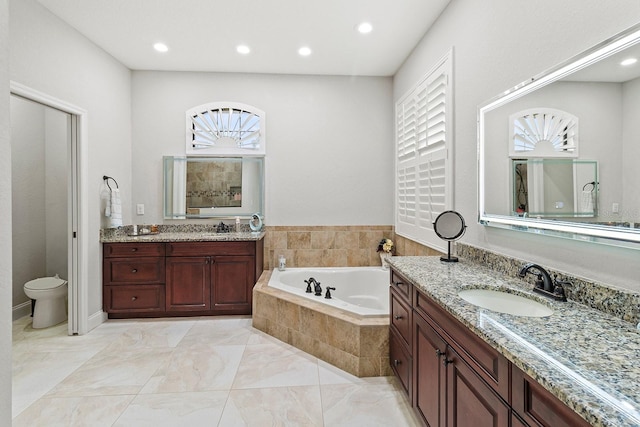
87,310,108,332
12,301,31,321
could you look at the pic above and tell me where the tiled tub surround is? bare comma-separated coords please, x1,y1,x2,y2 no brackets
457,243,640,325
262,225,396,270
389,256,640,427
252,270,391,378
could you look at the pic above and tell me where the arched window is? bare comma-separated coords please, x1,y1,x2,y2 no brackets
186,102,265,156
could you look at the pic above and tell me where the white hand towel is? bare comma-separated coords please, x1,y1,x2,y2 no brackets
108,188,123,227
580,190,594,213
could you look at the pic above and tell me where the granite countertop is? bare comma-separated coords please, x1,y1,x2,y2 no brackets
388,256,640,427
100,226,266,243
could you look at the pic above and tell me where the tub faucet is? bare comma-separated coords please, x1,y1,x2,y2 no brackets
325,287,335,299
518,263,553,292
304,278,322,296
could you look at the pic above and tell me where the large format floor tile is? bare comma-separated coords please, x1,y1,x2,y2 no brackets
13,315,418,426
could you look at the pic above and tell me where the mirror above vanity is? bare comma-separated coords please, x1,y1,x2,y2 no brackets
479,23,640,248
163,156,264,219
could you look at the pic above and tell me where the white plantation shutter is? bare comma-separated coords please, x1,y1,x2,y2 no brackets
396,51,453,250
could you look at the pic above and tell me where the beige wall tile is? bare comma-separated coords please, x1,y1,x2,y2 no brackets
287,232,311,249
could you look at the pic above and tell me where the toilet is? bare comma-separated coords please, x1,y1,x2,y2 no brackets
23,275,68,329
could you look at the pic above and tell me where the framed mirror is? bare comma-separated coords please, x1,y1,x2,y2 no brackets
478,23,640,248
163,156,264,219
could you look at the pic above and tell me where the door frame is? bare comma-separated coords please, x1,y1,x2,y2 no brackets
10,81,88,335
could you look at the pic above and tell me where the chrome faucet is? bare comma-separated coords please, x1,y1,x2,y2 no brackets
518,263,567,301
518,263,553,292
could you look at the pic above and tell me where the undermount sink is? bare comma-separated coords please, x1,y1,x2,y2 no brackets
458,289,553,317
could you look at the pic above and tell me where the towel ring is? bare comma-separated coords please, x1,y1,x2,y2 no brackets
582,181,597,192
103,175,119,191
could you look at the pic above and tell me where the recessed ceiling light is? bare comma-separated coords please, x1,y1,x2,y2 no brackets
236,45,251,55
621,58,638,66
357,22,373,34
298,46,312,57
153,42,169,53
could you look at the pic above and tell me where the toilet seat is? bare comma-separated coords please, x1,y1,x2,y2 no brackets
24,277,67,291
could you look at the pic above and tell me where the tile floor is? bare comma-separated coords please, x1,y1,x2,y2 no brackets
12,315,420,426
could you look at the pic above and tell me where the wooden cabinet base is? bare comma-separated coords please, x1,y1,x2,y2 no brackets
103,240,263,318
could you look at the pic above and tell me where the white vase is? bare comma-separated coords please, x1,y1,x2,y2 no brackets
379,252,391,269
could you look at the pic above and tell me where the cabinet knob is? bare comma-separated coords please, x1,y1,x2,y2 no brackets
435,349,446,358
442,358,453,366
394,315,403,320
394,281,404,288
131,269,138,273
131,248,138,252
394,359,401,367
131,296,137,301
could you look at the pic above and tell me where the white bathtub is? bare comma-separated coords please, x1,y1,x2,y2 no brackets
268,267,390,317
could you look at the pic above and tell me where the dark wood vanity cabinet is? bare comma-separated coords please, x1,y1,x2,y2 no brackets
103,242,166,314
165,242,257,315
413,293,509,427
390,267,590,427
103,239,263,317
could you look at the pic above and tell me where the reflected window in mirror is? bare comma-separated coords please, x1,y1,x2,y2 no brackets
478,23,640,248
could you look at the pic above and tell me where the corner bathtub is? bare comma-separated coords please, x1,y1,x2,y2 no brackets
268,267,390,317
252,266,392,377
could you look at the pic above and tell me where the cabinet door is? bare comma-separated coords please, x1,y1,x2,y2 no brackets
414,312,447,427
211,255,254,314
166,256,211,311
446,345,510,427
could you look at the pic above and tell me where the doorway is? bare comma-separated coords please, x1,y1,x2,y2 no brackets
10,82,88,335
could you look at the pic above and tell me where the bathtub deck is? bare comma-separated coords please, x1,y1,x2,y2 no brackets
252,270,391,377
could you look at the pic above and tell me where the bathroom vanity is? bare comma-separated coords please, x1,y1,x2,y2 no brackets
389,257,639,427
102,232,264,318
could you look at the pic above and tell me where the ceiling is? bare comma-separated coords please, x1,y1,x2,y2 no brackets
37,0,451,77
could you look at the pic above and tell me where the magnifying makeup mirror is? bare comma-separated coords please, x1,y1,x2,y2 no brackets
433,210,466,262
249,213,263,232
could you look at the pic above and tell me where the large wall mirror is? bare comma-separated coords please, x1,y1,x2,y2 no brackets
479,24,640,248
163,156,264,219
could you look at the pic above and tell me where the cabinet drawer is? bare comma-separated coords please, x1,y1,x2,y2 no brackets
104,285,165,313
104,258,165,284
390,288,412,347
512,367,590,427
415,289,510,402
104,242,165,257
389,328,412,398
390,269,411,303
166,241,254,256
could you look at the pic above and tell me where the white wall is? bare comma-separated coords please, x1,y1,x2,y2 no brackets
10,96,69,309
9,0,133,317
131,71,394,226
0,0,12,421
395,0,640,291
622,77,640,222
10,97,46,306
